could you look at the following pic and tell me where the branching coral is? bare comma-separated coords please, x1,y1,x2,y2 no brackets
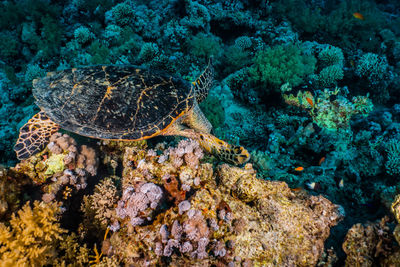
83,177,119,228
0,201,67,266
356,52,388,84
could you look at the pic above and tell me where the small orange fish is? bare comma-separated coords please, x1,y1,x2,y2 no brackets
294,166,304,172
318,157,325,166
291,187,303,192
349,59,355,67
306,97,314,107
353,12,364,20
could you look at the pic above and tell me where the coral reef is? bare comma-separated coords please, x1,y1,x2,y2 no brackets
79,140,343,265
1,0,400,264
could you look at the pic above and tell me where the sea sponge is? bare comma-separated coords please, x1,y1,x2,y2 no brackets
0,201,67,266
342,217,393,266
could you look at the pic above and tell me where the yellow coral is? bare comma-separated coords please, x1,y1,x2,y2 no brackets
0,201,67,266
44,153,66,176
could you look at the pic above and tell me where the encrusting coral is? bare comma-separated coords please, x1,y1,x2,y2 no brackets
78,139,343,266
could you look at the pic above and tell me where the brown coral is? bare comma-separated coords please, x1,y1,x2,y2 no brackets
342,216,395,267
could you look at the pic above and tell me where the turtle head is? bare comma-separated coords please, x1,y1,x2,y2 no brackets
220,145,251,165
197,133,250,165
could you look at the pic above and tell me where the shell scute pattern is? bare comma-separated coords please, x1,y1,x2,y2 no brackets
33,65,194,140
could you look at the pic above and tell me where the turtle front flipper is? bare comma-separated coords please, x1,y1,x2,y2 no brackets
14,111,60,160
197,132,250,165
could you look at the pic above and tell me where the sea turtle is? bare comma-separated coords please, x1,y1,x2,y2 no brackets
14,60,250,165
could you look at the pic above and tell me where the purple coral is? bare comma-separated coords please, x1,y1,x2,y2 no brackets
213,240,227,257
163,139,204,169
178,200,191,215
183,210,209,242
115,183,163,226
171,220,182,239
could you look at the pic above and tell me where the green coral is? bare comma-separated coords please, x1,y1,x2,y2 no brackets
355,52,388,83
317,64,344,88
137,42,159,63
284,88,373,131
248,44,316,89
199,93,225,128
74,26,94,45
385,138,400,176
88,40,111,65
111,2,135,26
318,45,344,67
187,32,221,59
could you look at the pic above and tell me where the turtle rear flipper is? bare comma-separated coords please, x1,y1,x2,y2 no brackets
192,58,214,103
14,111,59,160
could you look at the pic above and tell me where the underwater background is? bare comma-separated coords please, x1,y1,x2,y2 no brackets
1,0,400,265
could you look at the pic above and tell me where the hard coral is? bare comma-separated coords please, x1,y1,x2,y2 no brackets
356,52,388,84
